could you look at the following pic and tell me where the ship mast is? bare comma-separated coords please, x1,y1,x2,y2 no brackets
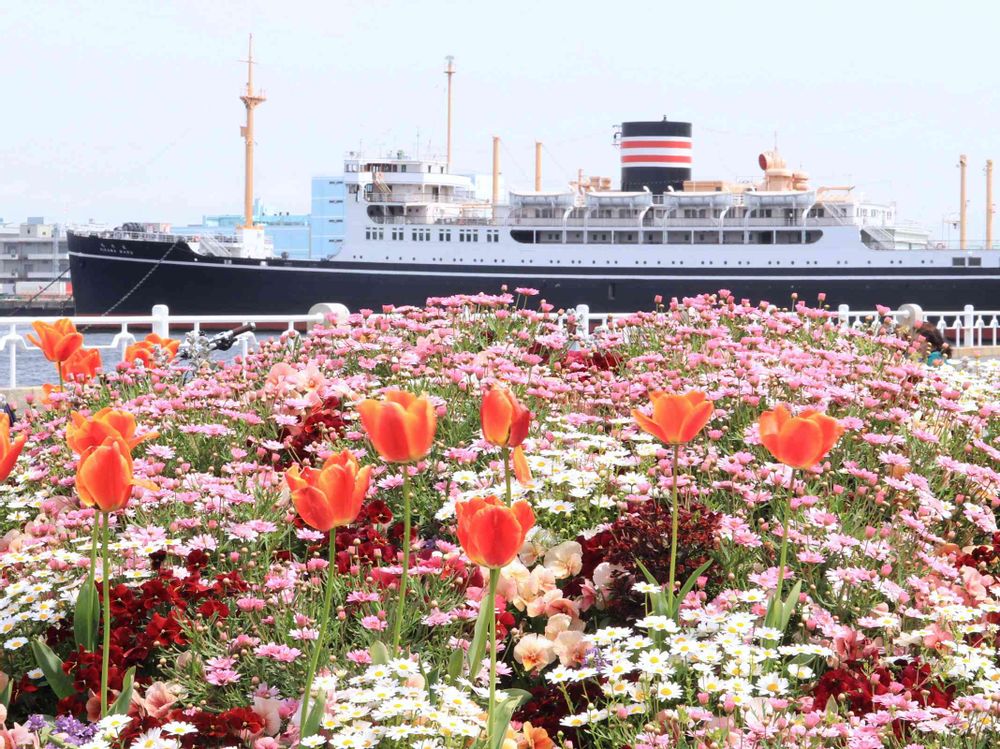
445,56,455,173
240,34,266,229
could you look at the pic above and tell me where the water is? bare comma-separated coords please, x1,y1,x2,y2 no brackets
4,331,278,388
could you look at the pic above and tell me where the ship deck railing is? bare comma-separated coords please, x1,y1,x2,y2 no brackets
70,229,239,245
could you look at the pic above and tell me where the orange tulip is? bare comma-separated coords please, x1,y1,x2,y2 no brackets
0,414,26,484
455,495,535,568
357,390,436,463
66,408,156,456
517,723,555,749
143,333,180,358
125,334,179,366
758,405,843,469
481,387,531,447
512,445,532,486
75,437,140,512
27,319,83,364
63,347,102,382
632,390,713,445
286,450,372,532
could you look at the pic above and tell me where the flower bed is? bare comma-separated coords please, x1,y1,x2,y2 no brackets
1,290,999,748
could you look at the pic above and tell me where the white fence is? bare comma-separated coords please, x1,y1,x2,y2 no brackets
0,301,997,389
0,303,349,389
559,302,1000,352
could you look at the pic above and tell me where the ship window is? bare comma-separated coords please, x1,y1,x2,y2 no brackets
969,257,982,267
952,257,966,266
401,165,407,173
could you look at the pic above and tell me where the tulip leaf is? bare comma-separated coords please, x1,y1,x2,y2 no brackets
73,580,99,651
109,666,135,715
0,678,11,708
302,694,325,737
30,638,75,699
369,640,390,666
780,581,803,631
634,560,669,617
447,647,465,681
466,600,491,680
825,694,840,717
672,560,712,617
486,690,532,749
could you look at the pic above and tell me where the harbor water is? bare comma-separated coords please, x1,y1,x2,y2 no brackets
3,331,276,388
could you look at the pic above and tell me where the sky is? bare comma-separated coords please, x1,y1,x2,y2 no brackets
1,0,998,242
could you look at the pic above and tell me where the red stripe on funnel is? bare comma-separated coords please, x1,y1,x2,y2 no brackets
621,155,692,164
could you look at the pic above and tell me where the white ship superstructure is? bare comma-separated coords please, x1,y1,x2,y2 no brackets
66,46,1000,316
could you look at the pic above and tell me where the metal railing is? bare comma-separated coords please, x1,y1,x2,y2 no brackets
560,303,1000,354
833,303,1000,349
2,300,996,389
0,303,348,389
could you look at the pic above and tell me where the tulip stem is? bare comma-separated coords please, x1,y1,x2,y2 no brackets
667,443,680,619
774,491,792,613
85,511,99,612
501,444,512,506
486,567,500,747
57,363,64,393
300,528,336,739
391,469,411,655
99,511,110,718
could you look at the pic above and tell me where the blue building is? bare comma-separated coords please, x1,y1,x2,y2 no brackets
171,199,312,258
310,176,347,258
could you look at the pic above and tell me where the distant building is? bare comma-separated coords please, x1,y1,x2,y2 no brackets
310,176,347,258
0,218,77,298
171,199,311,258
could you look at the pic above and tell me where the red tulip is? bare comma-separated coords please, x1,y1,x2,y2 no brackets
286,450,372,531
0,414,26,484
357,390,436,463
480,387,531,447
632,390,713,444
455,495,535,568
759,405,843,469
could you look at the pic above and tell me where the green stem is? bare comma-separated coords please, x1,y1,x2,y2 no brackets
99,511,110,718
667,443,680,619
486,568,500,747
774,470,795,612
775,506,791,608
300,528,337,739
501,444,512,506
57,362,64,393
86,513,99,607
391,469,411,655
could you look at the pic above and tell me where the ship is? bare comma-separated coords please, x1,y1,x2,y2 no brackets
68,45,1000,316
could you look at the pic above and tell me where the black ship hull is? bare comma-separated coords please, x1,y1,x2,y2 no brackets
69,233,1000,316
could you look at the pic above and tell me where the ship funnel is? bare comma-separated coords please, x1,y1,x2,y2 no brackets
619,119,692,194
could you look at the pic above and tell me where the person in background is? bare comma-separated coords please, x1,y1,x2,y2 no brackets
913,322,952,366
